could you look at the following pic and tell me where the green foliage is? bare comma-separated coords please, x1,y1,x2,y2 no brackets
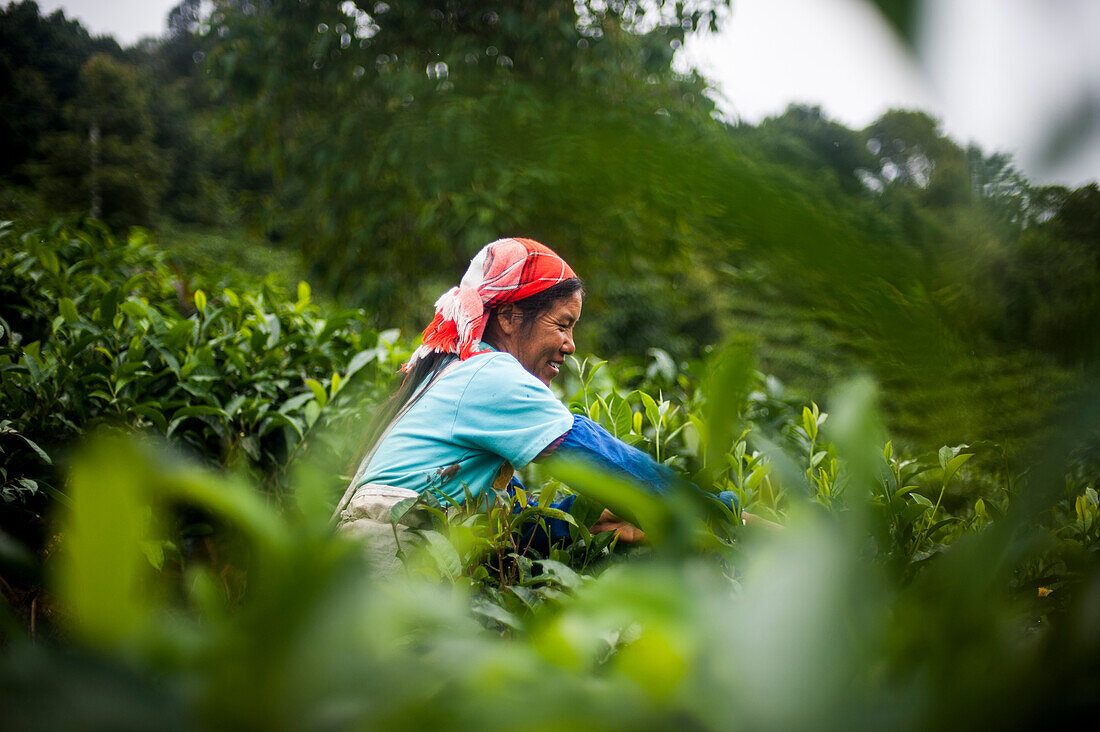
755,104,876,194
1,0,1099,718
0,220,404,534
867,0,921,44
1014,184,1100,364
1,345,1097,728
153,223,306,292
32,54,169,229
1,216,1097,727
0,1,124,180
201,0,728,321
4,0,1098,392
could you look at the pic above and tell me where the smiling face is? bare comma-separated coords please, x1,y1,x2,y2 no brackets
498,291,582,386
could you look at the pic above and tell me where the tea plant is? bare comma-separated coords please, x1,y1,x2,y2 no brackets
0,219,404,538
2,219,1098,729
2,402,1096,729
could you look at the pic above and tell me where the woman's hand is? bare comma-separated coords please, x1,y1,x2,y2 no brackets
589,509,647,544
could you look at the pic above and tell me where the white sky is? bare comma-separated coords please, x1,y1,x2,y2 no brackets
679,0,939,130
23,0,1100,185
33,0,172,43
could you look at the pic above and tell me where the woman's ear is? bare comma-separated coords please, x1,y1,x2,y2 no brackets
495,303,520,335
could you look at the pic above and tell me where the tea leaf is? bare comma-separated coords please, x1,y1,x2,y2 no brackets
305,378,328,409
59,297,79,324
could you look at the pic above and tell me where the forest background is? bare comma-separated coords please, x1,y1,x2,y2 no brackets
1,0,1099,727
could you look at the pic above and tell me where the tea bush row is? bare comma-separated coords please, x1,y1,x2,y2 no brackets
3,220,1096,601
2,219,1098,727
0,219,405,542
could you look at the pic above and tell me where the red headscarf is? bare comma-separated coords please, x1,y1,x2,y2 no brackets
403,237,577,372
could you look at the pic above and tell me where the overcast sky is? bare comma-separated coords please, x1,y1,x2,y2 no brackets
25,0,1100,185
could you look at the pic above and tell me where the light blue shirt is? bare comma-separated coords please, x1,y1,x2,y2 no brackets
359,345,574,504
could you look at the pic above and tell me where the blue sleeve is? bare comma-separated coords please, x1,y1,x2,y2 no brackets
557,414,739,512
450,353,574,470
557,414,683,495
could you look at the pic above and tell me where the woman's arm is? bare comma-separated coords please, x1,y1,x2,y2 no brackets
546,415,688,495
543,415,744,527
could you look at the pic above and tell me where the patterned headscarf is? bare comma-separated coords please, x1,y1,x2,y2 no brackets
403,237,577,372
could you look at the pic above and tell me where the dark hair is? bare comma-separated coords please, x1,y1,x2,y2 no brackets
513,277,585,320
347,277,585,476
488,277,586,337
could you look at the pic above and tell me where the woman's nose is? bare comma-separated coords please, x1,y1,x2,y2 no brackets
562,330,575,354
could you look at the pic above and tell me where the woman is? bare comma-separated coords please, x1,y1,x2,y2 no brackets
335,237,735,562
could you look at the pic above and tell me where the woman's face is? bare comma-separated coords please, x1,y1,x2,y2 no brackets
507,291,582,386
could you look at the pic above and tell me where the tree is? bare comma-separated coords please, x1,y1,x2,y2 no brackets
0,1,122,181
863,110,970,207
1018,183,1100,363
754,104,875,194
203,0,731,321
966,146,1030,226
35,54,168,229
127,1,234,226
162,0,213,82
